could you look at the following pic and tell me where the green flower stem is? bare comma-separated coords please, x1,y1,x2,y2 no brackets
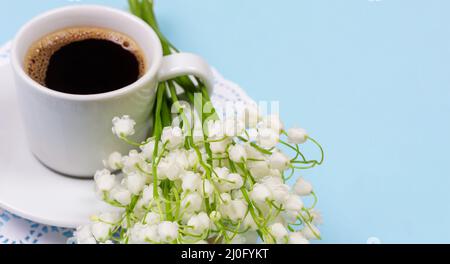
298,213,321,240
128,0,142,18
151,83,166,216
167,82,215,213
278,139,307,162
309,191,318,209
307,136,325,165
118,136,142,147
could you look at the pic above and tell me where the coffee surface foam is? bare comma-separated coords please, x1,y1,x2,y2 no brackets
25,27,146,86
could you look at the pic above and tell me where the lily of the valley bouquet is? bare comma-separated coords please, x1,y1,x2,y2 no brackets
75,0,324,244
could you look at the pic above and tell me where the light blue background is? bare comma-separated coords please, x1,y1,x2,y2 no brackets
1,0,450,243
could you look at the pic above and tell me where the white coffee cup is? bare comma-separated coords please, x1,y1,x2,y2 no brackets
11,5,214,178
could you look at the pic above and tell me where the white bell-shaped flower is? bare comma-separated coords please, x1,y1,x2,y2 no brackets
161,126,185,150
261,177,290,204
268,151,290,171
140,139,161,160
223,118,245,137
181,171,202,192
206,120,225,139
75,225,96,244
128,223,145,244
294,177,313,196
103,152,123,171
158,221,179,242
143,225,160,243
91,222,111,242
287,128,308,144
210,138,232,154
288,232,310,244
141,184,162,206
257,127,280,149
227,173,244,190
187,212,211,235
94,169,116,192
158,158,183,181
96,212,121,224
121,150,145,174
227,200,248,222
110,186,132,206
144,212,161,226
228,144,247,163
125,172,146,195
181,192,203,213
284,195,304,212
250,183,273,204
112,115,136,137
269,222,289,244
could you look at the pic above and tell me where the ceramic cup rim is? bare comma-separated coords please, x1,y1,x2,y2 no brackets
11,5,163,102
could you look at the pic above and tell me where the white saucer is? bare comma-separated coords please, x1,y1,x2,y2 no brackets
0,64,113,228
0,59,254,229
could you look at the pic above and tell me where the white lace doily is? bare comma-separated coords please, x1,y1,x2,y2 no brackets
0,41,254,244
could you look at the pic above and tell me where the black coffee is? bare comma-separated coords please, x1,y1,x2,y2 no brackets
25,27,146,95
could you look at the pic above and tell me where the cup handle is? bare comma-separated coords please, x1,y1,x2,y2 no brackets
157,53,215,93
